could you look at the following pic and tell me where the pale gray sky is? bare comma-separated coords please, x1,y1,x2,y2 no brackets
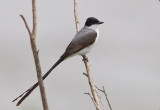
1,0,160,110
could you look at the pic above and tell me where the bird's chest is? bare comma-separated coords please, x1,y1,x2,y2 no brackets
78,29,99,55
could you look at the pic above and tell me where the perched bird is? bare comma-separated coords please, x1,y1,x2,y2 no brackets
13,17,104,105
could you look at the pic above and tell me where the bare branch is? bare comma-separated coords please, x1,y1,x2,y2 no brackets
20,15,32,37
32,0,37,38
84,92,98,109
95,89,105,110
82,55,101,110
73,0,80,32
95,86,104,92
83,72,88,77
30,0,49,110
96,86,113,110
14,1,49,109
102,86,113,110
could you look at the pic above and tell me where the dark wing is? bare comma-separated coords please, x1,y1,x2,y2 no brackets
61,28,97,59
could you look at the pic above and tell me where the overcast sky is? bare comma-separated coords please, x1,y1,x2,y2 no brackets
1,0,160,110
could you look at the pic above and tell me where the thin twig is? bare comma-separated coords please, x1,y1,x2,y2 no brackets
20,15,32,37
102,86,112,110
95,86,104,92
84,92,98,110
32,0,37,37
82,56,101,110
95,89,105,110
83,72,88,77
96,86,113,110
73,0,80,32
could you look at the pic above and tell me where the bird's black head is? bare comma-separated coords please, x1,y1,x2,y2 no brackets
85,17,104,27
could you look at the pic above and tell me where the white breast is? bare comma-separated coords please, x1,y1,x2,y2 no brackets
77,25,99,56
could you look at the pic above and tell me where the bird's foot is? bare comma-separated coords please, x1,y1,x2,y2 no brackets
82,56,89,62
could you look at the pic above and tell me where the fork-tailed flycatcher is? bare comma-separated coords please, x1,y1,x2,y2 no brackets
13,17,104,105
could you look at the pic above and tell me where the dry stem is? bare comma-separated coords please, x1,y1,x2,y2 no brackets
19,0,49,109
96,86,113,110
84,92,98,109
32,0,37,37
82,56,101,110
73,0,80,32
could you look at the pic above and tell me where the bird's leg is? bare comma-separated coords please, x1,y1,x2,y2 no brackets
82,55,89,62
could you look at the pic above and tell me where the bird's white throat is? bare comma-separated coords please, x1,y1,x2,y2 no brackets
86,24,99,43
85,24,99,41
85,24,99,31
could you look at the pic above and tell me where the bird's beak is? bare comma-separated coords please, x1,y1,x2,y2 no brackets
98,21,104,24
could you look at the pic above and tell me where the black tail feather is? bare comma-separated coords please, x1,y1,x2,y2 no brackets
12,57,64,106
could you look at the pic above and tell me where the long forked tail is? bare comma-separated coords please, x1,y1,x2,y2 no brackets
12,57,64,106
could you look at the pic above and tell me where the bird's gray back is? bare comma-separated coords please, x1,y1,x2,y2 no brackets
61,27,97,59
